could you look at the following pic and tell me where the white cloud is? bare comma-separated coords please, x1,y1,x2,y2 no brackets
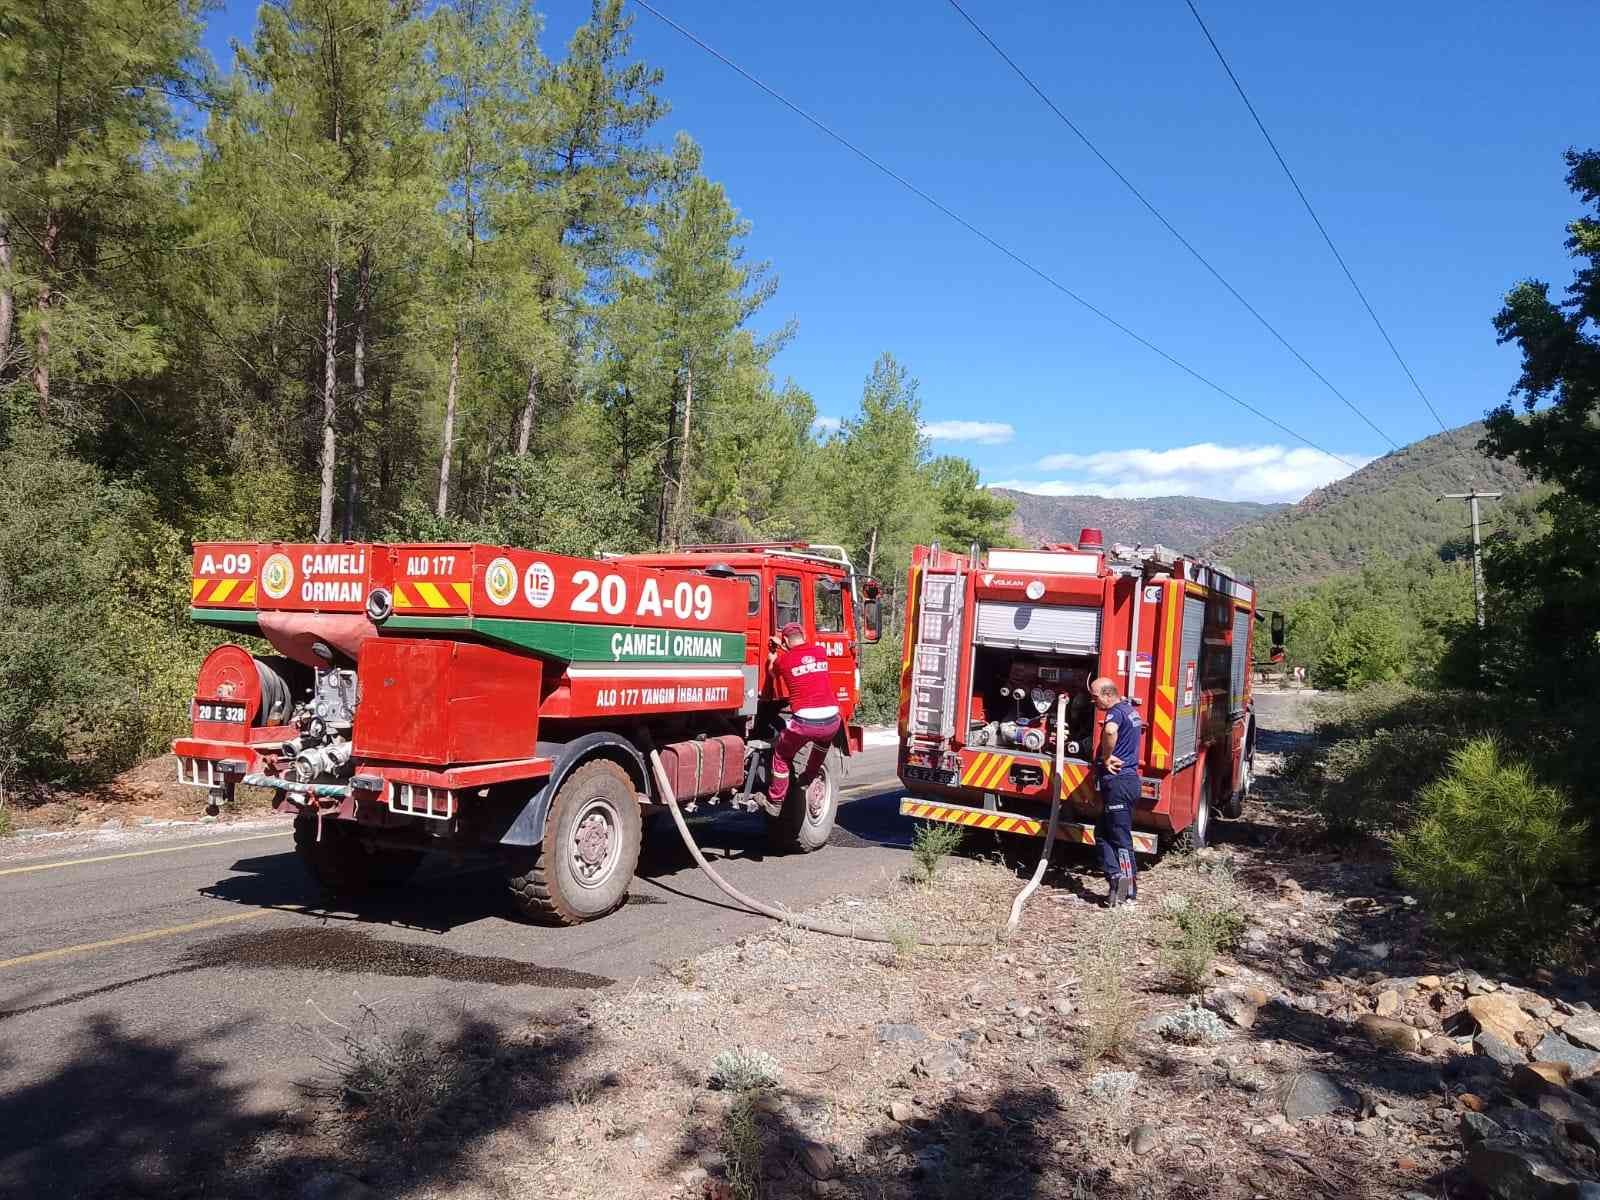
811,415,842,435
993,442,1371,504
922,420,1015,446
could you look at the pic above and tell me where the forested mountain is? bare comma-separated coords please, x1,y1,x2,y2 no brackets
1205,424,1537,595
0,0,1013,789
998,490,1282,554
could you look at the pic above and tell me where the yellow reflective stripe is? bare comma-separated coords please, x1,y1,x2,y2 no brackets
414,581,449,609
392,584,414,609
1152,706,1174,736
240,582,257,606
961,753,989,785
451,582,471,606
973,754,1002,789
191,578,208,600
208,579,238,604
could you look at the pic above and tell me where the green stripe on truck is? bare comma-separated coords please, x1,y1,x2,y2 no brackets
385,615,747,664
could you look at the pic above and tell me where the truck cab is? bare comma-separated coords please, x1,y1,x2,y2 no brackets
615,542,881,752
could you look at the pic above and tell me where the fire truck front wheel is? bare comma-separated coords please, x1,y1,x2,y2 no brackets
506,759,642,925
293,816,422,894
766,747,839,854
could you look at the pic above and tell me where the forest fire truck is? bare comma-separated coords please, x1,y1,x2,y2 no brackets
896,530,1262,856
175,541,880,924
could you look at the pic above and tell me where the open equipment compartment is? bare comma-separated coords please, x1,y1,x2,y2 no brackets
965,645,1096,760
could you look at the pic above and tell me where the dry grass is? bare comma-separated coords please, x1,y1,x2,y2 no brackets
722,1094,764,1200
1077,907,1139,1064
316,1006,484,1137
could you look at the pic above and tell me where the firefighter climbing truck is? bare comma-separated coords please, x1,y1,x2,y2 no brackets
174,541,880,924
896,531,1266,856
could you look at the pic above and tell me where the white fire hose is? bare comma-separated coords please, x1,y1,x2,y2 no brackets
648,694,1069,946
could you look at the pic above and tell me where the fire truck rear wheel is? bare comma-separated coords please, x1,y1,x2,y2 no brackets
1166,762,1215,854
507,759,642,925
766,747,839,854
293,816,422,894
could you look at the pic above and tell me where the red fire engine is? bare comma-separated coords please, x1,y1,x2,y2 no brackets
896,531,1261,855
175,541,880,924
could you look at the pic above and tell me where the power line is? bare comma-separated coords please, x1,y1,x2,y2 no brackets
1181,0,1451,436
631,1,1360,471
943,0,1397,450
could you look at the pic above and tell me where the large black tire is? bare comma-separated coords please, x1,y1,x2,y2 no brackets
506,759,642,925
765,746,839,853
293,816,422,894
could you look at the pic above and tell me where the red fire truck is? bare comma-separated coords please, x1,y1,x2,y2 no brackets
896,531,1263,856
175,541,879,924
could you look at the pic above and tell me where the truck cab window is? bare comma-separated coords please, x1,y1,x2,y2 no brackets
814,578,844,633
737,574,760,617
774,576,802,631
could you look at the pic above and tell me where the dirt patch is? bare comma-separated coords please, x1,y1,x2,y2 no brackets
6,754,277,834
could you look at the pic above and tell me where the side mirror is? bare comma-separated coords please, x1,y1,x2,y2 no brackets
861,597,883,644
1270,611,1286,648
861,576,881,600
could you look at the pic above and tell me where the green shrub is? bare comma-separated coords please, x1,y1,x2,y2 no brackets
855,642,903,725
1163,898,1245,993
1394,738,1588,961
0,427,216,788
910,820,964,883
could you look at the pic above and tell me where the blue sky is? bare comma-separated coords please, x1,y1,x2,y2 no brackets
201,1,1593,502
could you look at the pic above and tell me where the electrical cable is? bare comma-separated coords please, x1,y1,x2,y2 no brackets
1181,0,1451,436
944,0,1397,450
632,0,1361,472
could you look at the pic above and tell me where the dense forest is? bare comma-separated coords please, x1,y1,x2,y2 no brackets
0,0,1013,792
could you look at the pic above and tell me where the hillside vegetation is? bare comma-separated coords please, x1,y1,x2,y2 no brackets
998,490,1280,553
1206,424,1535,595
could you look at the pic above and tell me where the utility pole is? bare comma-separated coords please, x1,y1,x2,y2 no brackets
1442,488,1502,629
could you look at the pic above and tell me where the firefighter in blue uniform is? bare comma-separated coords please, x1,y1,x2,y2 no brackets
1089,676,1142,906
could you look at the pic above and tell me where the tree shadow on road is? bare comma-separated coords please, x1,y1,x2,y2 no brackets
0,1008,600,1199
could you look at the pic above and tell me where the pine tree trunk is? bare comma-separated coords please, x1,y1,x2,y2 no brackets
437,330,460,519
517,362,537,455
342,247,370,541
672,361,695,547
317,248,339,543
0,211,14,376
378,379,394,503
30,209,60,416
656,388,679,548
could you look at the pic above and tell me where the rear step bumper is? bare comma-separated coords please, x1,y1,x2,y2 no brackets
898,796,1159,855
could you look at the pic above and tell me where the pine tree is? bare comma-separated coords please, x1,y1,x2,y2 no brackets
0,0,205,421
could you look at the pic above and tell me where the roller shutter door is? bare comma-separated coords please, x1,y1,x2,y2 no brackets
974,602,1100,655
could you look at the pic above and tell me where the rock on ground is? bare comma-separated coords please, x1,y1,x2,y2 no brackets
1357,1014,1424,1054
1281,1071,1360,1122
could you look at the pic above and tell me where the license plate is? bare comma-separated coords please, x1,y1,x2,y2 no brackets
195,700,247,724
904,765,957,787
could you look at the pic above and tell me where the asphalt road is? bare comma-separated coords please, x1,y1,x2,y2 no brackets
0,744,911,1199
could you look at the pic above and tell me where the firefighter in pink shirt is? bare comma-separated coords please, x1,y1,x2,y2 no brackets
765,621,841,813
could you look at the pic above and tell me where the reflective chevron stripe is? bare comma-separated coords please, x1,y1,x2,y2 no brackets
897,797,1159,853
961,751,1015,789
392,580,472,611
1149,583,1182,769
191,578,257,607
